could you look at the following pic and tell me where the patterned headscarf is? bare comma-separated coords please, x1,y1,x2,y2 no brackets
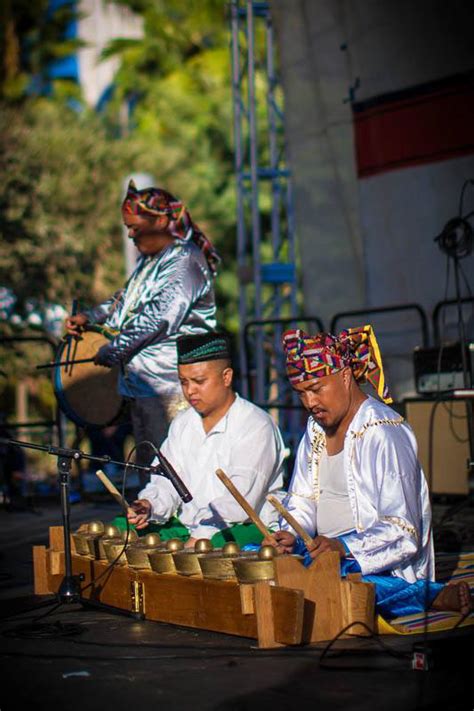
282,325,392,404
122,180,221,275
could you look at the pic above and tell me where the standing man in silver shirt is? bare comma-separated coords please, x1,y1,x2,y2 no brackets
65,180,219,485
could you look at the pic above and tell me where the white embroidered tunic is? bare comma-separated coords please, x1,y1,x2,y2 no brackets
282,396,435,583
139,394,286,539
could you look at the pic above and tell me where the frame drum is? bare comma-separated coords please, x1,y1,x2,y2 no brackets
53,326,124,428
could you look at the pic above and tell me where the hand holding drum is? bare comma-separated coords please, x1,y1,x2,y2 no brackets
53,328,123,428
65,312,89,336
64,313,109,367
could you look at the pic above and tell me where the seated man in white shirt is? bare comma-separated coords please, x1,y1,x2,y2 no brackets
263,325,472,619
126,331,286,547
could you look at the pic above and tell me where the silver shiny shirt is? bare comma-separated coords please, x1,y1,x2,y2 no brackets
87,240,216,398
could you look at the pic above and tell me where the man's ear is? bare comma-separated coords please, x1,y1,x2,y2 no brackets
153,214,170,231
342,366,352,389
222,367,234,387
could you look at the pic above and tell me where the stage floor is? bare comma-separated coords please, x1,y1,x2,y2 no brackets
0,499,473,711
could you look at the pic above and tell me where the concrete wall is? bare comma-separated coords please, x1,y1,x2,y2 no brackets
77,0,142,108
271,0,474,398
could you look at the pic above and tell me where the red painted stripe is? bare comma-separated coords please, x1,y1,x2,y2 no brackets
354,78,474,178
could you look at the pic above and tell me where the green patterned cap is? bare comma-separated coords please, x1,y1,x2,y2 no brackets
177,332,231,365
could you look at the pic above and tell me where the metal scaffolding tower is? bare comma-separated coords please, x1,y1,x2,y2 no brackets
231,0,323,449
230,0,311,447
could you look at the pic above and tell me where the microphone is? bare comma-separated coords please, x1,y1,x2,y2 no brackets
152,450,193,503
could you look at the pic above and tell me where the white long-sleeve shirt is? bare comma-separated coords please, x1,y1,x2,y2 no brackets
282,396,435,584
139,394,286,539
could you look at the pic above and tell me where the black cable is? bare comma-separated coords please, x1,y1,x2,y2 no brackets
420,180,474,695
0,602,82,623
457,260,474,334
458,178,474,219
318,621,410,669
446,403,469,444
79,438,158,595
427,398,442,494
0,628,409,664
2,621,85,640
57,630,408,659
78,522,130,595
0,649,314,661
423,253,453,692
0,601,84,639
435,253,470,441
28,600,63,622
434,182,474,524
2,439,166,639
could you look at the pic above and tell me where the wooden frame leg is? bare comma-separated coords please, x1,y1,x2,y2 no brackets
254,581,283,648
33,546,52,595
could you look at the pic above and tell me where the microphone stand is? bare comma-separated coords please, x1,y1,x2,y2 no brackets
0,437,155,604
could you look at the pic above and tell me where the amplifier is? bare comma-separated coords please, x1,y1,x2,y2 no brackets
404,398,469,495
413,342,474,395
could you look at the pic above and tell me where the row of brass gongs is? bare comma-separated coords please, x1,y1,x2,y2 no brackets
71,521,293,583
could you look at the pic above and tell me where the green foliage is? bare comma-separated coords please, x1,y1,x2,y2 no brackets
101,0,239,331
0,100,128,308
0,0,84,101
0,0,269,385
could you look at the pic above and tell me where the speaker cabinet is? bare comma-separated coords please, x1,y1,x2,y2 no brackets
404,399,469,495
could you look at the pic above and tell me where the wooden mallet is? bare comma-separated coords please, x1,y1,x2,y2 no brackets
215,468,274,541
266,494,314,549
95,469,132,514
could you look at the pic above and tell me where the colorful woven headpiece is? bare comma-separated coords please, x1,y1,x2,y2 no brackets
282,325,392,404
122,180,221,275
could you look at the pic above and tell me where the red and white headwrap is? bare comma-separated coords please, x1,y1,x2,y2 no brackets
282,325,392,404
122,180,221,275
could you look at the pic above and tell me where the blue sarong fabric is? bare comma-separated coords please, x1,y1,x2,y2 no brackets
290,535,443,619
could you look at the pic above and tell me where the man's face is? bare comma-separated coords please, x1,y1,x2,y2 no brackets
122,211,172,256
178,360,233,418
293,368,351,431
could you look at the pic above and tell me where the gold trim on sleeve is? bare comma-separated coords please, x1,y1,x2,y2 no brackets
381,515,418,541
307,420,326,502
351,416,404,439
287,490,318,502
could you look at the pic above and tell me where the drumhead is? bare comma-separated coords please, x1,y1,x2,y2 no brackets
53,327,124,428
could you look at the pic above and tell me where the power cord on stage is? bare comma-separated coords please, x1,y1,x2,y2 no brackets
0,599,86,640
2,620,85,640
318,621,410,669
0,621,410,666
